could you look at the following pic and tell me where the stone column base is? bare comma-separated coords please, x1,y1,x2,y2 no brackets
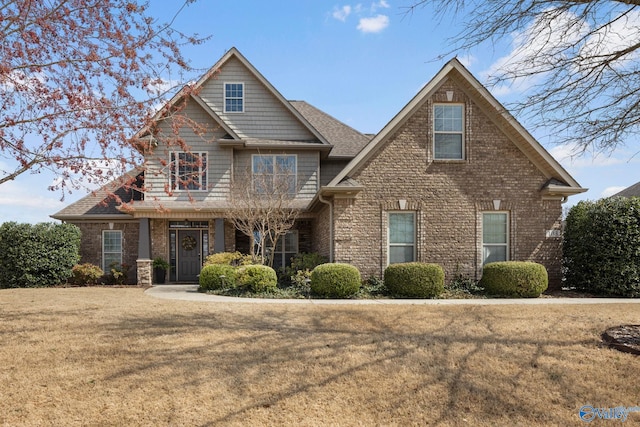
137,258,153,287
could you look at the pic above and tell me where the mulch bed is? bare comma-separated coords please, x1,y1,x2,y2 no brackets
602,325,640,355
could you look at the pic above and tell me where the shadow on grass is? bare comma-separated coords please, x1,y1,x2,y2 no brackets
79,305,618,426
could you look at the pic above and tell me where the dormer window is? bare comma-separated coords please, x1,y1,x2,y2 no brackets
224,82,244,113
433,104,464,160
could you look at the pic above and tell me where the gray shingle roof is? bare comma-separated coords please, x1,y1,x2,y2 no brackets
51,171,143,219
289,101,371,158
613,181,640,197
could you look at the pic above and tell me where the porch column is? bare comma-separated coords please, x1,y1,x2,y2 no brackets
214,218,225,253
136,217,152,287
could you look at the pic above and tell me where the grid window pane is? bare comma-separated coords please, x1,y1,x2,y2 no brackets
434,104,464,160
225,83,244,112
171,152,207,190
252,155,296,194
389,213,415,264
482,213,508,264
103,231,122,271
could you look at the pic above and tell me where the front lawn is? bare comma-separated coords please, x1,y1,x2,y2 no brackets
1,287,638,426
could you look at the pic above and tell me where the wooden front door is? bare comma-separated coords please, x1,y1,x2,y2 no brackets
177,230,201,282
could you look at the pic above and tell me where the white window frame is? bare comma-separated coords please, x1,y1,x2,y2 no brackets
251,154,297,194
170,152,208,191
433,103,464,160
224,82,244,113
387,212,416,265
482,212,509,265
102,230,123,272
274,230,299,269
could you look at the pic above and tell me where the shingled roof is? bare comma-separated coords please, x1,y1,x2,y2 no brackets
290,101,371,158
51,171,143,220
613,181,640,197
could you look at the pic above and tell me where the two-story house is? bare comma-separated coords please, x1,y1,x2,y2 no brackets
53,47,586,290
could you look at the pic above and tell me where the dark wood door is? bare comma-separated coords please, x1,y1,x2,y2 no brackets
177,230,200,282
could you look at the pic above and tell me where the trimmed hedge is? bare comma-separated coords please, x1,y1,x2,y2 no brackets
481,261,548,297
0,222,81,288
384,262,444,298
199,264,237,291
564,198,640,297
310,263,361,298
237,265,278,292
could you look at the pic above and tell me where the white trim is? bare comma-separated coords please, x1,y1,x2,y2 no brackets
481,211,510,265
102,230,123,272
170,151,208,192
433,103,465,160
223,81,244,113
387,211,416,265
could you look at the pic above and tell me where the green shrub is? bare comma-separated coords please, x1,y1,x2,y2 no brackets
480,261,548,297
199,264,237,291
237,265,278,293
384,263,444,298
70,263,104,286
0,222,81,288
204,252,244,266
280,252,328,285
564,198,640,297
310,263,361,298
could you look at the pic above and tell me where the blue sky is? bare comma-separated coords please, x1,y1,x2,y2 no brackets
1,0,638,223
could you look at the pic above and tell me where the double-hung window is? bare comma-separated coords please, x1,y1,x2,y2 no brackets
224,82,244,113
388,212,416,264
170,152,207,191
482,212,508,264
102,230,122,271
252,155,296,194
434,104,464,160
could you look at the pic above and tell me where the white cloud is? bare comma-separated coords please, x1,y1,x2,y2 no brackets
357,14,389,33
371,0,390,11
601,186,626,198
332,5,352,22
576,10,640,73
549,142,632,169
457,54,477,68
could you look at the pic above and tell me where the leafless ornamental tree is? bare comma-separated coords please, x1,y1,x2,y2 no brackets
228,155,300,266
406,0,640,154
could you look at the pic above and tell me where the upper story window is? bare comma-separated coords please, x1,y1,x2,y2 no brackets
433,104,464,160
170,152,207,191
252,154,296,194
224,82,244,113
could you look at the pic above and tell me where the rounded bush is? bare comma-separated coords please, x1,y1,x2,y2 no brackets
384,263,444,298
310,263,361,298
236,265,278,293
70,263,104,286
481,261,548,297
204,251,244,266
199,264,237,291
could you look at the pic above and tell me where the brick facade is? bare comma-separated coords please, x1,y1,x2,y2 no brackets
331,78,566,289
71,220,140,284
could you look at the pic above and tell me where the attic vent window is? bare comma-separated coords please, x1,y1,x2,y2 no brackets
224,82,244,113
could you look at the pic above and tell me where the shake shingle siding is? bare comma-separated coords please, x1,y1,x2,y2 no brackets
199,57,316,141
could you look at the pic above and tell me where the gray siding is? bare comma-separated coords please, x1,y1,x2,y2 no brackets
144,101,231,202
199,57,316,141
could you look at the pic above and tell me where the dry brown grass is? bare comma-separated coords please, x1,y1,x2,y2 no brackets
1,287,639,426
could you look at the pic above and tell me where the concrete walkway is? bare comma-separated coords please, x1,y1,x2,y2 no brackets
145,284,640,305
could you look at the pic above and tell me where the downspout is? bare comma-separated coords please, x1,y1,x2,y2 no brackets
318,192,334,262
